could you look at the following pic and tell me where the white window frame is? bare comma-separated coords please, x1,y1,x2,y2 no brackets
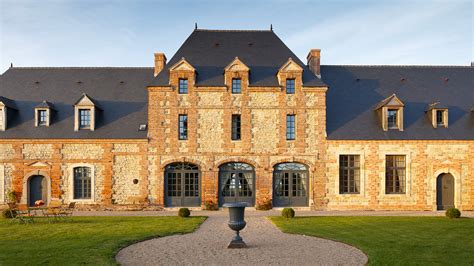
0,106,6,131
68,163,95,203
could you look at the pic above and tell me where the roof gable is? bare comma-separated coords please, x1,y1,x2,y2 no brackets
278,58,303,73
169,58,195,72
74,93,100,108
374,94,404,110
224,57,249,72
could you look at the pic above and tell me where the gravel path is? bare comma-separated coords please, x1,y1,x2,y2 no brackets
116,211,368,265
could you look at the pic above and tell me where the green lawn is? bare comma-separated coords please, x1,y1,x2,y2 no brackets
0,216,205,265
270,216,474,265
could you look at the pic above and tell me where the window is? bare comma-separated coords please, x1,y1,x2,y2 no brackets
38,110,48,126
387,109,398,129
436,110,444,126
0,108,3,130
178,114,188,140
386,155,406,194
73,167,91,199
231,114,241,140
286,114,295,140
179,79,188,94
339,155,360,194
286,79,295,94
232,78,241,94
79,109,91,129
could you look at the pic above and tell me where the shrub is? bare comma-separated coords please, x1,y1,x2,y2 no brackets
445,208,461,219
256,197,272,211
6,190,17,203
204,200,219,211
178,208,191,218
281,207,295,218
2,209,16,219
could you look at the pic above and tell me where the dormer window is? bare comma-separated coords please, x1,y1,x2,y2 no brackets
426,102,448,128
38,110,47,126
387,109,398,129
0,96,17,131
74,93,100,131
436,110,444,126
374,94,404,131
286,79,295,94
79,109,91,129
34,101,54,127
232,78,241,94
0,107,4,131
179,79,188,94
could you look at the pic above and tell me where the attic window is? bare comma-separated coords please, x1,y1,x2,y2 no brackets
139,124,147,131
0,107,4,131
436,110,444,126
74,93,99,131
387,109,398,129
38,110,48,126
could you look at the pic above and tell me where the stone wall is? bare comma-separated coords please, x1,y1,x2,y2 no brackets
0,141,148,208
326,140,474,211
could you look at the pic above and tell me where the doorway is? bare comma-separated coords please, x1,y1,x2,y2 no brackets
28,175,47,207
436,173,454,210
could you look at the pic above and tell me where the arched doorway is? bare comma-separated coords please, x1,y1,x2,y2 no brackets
218,162,255,206
28,175,46,207
436,173,454,210
273,163,309,207
164,162,200,207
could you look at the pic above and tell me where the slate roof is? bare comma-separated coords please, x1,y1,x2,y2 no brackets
151,29,326,87
322,65,474,140
0,67,153,139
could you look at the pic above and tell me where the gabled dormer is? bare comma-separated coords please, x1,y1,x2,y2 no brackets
74,93,100,131
168,57,195,93
0,96,17,131
224,57,249,93
277,58,303,94
34,101,54,127
426,102,448,128
374,94,405,131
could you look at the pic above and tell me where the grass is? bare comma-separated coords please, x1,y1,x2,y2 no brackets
0,216,205,265
270,216,474,265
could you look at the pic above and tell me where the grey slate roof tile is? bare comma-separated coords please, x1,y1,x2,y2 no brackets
150,29,327,88
0,67,153,139
322,65,474,140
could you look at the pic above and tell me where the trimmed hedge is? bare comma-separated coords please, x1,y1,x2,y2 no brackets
178,208,191,217
445,208,461,219
281,207,295,218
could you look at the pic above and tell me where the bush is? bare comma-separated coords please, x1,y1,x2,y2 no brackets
256,198,272,211
2,209,16,219
204,200,218,211
445,208,461,219
281,207,295,218
178,208,190,218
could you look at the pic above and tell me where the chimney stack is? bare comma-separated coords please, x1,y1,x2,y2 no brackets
307,49,321,78
154,53,167,77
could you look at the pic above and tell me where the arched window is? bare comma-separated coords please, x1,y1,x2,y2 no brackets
219,162,255,206
74,167,91,199
164,162,200,207
273,162,309,207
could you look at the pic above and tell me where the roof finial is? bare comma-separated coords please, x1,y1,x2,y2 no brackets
270,24,273,31
195,22,198,30
10,62,13,68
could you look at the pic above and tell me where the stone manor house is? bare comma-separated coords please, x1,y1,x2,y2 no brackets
1,29,473,211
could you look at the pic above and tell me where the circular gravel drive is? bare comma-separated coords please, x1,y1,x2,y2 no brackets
116,212,368,265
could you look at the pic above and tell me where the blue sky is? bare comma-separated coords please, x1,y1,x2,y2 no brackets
0,0,472,73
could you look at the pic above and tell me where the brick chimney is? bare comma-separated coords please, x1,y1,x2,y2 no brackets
307,49,321,78
154,53,167,77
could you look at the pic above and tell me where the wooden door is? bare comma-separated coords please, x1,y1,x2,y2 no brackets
437,174,454,210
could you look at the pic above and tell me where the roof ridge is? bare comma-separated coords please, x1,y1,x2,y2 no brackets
321,64,472,68
194,28,273,33
10,66,154,70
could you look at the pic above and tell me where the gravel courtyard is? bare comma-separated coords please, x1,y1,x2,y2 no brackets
115,211,368,266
